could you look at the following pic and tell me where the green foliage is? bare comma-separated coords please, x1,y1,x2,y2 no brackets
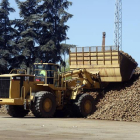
0,0,16,73
37,0,73,64
60,43,76,67
61,58,70,72
0,0,74,73
60,58,72,80
14,0,40,69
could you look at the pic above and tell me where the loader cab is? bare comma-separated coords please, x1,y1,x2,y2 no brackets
34,63,59,86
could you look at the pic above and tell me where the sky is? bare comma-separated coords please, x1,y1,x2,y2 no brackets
9,0,140,66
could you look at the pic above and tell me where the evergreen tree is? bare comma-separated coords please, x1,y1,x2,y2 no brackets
60,43,76,69
13,0,73,70
0,0,16,73
15,0,41,69
37,0,73,64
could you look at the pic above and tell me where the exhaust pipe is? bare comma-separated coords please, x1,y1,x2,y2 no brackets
102,32,106,51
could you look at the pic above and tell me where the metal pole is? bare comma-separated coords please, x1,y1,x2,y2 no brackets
64,37,66,73
114,0,122,50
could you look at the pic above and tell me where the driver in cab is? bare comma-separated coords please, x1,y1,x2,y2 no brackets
40,70,46,76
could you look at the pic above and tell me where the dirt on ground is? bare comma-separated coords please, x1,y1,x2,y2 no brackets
0,114,140,140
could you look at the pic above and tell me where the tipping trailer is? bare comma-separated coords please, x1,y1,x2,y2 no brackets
69,46,137,83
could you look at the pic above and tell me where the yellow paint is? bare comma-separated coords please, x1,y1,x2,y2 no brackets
84,100,92,114
43,98,52,112
0,98,23,105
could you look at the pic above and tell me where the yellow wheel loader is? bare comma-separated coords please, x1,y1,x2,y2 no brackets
0,63,101,118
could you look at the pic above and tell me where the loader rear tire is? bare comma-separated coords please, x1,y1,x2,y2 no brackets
75,93,96,117
6,105,29,118
31,91,56,118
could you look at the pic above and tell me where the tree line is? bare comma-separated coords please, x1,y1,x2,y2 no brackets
0,0,74,74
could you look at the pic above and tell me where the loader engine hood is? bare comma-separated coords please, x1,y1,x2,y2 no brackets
0,74,34,99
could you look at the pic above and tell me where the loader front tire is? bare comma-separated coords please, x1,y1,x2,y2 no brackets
75,93,96,117
6,105,29,118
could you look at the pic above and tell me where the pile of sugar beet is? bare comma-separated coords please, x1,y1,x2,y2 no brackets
88,67,140,122
87,51,140,122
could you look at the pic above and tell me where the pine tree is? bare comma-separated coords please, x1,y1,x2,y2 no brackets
14,0,73,70
37,0,73,64
0,0,16,73
15,0,41,69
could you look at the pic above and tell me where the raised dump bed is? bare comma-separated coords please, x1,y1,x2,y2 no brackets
69,46,137,82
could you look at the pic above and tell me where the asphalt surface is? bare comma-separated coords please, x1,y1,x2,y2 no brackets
0,114,140,140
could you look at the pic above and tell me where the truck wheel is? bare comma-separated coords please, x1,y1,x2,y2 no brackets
6,105,29,118
75,93,96,117
31,91,56,118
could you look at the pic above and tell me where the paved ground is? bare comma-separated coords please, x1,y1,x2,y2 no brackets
0,114,140,140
